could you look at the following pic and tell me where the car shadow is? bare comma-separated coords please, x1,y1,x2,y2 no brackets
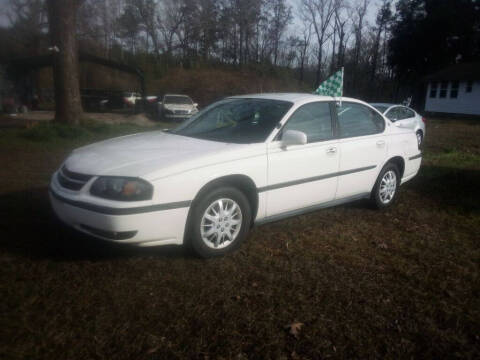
0,187,190,261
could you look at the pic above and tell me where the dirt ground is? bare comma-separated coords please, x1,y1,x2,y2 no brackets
0,118,479,359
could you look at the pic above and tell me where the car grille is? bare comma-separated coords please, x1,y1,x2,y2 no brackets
57,166,93,191
174,109,189,115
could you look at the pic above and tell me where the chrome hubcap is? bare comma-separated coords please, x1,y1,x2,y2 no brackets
379,170,397,204
200,198,242,249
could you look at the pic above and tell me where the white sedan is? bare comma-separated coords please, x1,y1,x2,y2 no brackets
370,103,426,146
50,94,422,257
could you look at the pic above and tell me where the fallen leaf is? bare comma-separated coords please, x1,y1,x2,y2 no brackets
285,322,304,338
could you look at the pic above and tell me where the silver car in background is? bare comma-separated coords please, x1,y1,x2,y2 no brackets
371,103,426,146
158,94,199,121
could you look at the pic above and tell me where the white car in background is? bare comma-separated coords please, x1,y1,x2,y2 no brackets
158,94,198,121
370,103,426,146
50,93,422,257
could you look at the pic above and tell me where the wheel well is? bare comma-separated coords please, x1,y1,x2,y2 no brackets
387,156,405,179
191,175,259,222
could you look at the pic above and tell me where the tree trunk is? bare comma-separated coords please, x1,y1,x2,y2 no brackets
315,44,323,88
47,0,83,125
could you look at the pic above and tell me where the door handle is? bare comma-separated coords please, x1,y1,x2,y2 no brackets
326,147,337,154
376,140,386,147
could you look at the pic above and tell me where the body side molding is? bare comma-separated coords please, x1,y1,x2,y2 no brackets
257,165,376,193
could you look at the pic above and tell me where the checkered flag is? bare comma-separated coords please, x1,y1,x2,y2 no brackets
314,68,344,97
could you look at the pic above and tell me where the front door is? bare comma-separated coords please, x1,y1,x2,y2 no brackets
265,101,339,217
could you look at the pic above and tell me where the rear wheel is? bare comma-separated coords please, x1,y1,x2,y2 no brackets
371,163,400,209
189,186,251,258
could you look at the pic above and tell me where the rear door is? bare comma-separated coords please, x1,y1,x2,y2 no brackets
334,102,387,199
265,101,339,217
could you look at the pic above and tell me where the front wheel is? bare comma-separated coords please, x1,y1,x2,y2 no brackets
371,163,400,209
189,187,251,258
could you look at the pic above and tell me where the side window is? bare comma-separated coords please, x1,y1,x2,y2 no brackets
403,108,415,119
385,107,400,121
337,102,385,138
282,102,333,143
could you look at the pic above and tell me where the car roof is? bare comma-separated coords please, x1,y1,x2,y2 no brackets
229,92,365,104
370,102,396,107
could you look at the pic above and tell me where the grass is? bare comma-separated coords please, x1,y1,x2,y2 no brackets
0,118,479,359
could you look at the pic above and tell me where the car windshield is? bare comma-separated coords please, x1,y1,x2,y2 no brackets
371,104,389,113
172,98,293,144
165,96,192,105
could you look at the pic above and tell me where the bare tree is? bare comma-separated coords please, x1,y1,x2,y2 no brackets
116,2,142,54
370,0,392,83
6,0,48,54
267,0,292,66
295,22,312,82
351,0,370,88
334,3,348,69
158,0,184,62
300,0,338,86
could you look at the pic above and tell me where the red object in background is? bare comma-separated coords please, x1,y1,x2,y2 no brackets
422,117,426,123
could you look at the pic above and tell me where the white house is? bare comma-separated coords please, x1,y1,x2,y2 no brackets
424,62,480,116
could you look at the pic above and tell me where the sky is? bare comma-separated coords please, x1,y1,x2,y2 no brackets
0,0,385,37
288,0,383,34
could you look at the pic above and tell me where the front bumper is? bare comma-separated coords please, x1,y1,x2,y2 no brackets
49,188,190,247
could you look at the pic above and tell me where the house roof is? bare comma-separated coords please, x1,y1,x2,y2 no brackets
424,62,480,82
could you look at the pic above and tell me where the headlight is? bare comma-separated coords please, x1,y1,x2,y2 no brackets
90,177,153,201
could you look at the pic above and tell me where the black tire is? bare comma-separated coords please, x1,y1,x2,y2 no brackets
371,163,400,209
189,186,252,258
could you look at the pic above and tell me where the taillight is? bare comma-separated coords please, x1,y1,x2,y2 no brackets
422,117,426,123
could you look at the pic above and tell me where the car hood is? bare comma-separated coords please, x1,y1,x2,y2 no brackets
64,131,260,180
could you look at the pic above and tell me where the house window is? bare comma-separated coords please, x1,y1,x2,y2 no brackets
450,81,459,98
466,81,473,93
439,81,448,98
429,82,438,98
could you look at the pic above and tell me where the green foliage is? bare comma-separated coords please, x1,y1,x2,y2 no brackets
389,0,480,77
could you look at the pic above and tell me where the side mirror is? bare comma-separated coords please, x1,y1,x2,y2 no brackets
394,122,404,128
281,130,307,148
